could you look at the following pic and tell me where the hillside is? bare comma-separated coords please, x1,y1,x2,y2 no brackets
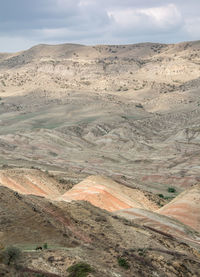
0,42,200,194
158,184,200,232
0,41,200,276
0,185,200,277
59,175,159,212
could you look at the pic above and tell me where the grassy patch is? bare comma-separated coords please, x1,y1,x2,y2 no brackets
1,246,21,266
67,262,94,277
43,243,48,250
168,187,176,193
117,257,130,270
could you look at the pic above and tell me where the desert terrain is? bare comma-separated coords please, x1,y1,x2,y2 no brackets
0,41,200,276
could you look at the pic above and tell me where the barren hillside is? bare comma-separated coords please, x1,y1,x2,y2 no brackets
0,42,200,194
0,41,200,276
0,185,200,277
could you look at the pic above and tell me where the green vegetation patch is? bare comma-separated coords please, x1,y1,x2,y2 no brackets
43,243,48,249
67,262,94,277
117,257,130,270
168,187,176,193
1,246,21,266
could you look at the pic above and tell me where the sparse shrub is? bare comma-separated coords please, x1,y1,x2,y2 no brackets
135,103,143,108
163,196,176,200
0,248,4,263
35,246,43,251
49,151,57,157
2,246,21,266
158,194,164,198
67,262,94,277
1,80,6,86
117,257,130,269
137,248,147,256
168,187,176,193
82,81,91,86
48,256,55,263
43,243,48,250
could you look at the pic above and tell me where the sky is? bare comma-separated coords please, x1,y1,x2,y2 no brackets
0,0,200,52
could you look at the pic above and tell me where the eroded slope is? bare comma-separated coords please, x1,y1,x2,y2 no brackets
0,168,63,199
60,175,158,212
158,184,200,232
0,185,200,277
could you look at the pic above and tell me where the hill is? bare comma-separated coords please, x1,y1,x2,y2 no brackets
0,41,200,195
158,184,200,232
0,41,200,276
0,185,200,277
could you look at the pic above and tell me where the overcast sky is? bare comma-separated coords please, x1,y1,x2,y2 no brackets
0,0,199,52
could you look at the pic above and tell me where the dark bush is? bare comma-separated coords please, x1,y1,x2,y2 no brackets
117,257,130,269
43,243,48,249
168,187,176,193
2,246,21,265
67,262,94,277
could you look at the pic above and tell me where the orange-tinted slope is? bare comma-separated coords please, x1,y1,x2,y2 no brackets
157,184,200,232
0,169,61,199
59,175,158,212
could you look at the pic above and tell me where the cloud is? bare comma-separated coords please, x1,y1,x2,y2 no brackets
140,4,182,29
0,0,199,52
108,4,183,35
185,17,200,39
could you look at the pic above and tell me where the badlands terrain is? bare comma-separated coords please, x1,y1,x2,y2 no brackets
0,41,200,276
